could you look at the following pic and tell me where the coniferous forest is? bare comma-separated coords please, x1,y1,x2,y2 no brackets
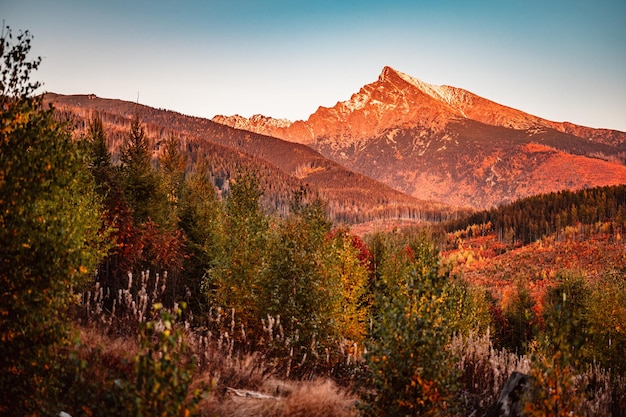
1,27,626,417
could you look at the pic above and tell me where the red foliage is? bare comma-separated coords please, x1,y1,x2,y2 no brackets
327,227,373,270
404,245,415,260
350,233,372,269
444,224,626,321
105,189,144,274
140,221,186,274
488,302,511,347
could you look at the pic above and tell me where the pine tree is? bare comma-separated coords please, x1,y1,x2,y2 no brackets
119,112,162,225
86,112,114,191
84,111,131,291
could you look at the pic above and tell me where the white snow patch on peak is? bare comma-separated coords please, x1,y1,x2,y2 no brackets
394,69,457,106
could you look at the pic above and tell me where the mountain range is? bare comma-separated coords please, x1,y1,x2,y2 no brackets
45,66,626,227
214,66,626,209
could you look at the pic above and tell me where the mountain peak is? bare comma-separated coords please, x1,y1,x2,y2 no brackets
379,66,459,106
212,66,626,148
377,67,466,116
378,65,401,82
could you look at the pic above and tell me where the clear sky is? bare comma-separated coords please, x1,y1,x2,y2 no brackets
3,0,626,131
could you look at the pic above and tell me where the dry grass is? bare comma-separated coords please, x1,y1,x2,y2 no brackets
78,270,172,335
199,378,358,417
74,272,359,417
450,330,626,417
73,270,625,416
71,320,625,417
450,330,531,414
71,325,359,417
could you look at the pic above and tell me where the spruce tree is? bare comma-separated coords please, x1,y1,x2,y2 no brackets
86,112,114,191
119,112,161,225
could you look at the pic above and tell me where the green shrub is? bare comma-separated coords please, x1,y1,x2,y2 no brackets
116,304,206,417
525,272,593,416
361,233,459,416
502,280,538,353
541,271,590,367
586,272,626,376
448,278,492,336
208,170,269,337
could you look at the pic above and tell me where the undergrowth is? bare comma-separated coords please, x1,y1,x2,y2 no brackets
60,269,626,417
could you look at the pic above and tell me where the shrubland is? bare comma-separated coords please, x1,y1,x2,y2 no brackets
1,25,625,416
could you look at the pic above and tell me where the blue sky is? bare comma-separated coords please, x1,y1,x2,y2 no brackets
4,0,626,131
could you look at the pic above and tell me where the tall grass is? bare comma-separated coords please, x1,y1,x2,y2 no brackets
450,330,626,417
72,271,625,416
73,270,360,416
450,330,531,413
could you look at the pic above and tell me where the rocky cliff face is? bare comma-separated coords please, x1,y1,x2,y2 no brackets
212,114,292,138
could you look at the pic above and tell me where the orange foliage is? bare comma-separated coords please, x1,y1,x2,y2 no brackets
444,225,626,312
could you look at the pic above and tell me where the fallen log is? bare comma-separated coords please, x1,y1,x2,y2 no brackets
226,387,281,401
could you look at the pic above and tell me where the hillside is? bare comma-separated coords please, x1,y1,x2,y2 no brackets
214,66,626,209
46,93,463,225
442,184,626,306
444,226,625,310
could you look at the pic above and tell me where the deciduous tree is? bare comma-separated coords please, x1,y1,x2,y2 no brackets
362,233,459,416
208,170,268,334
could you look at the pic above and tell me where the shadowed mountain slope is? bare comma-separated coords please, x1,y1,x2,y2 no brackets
46,93,462,225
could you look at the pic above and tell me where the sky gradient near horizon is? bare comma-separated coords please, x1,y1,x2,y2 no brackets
4,0,626,131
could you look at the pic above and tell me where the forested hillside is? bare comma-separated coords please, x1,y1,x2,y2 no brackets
445,185,626,244
47,93,463,226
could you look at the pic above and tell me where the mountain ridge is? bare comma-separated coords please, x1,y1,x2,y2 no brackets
45,92,462,227
214,66,626,146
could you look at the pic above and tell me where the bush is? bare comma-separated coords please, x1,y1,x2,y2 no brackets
586,272,626,376
54,305,206,417
116,305,205,416
361,233,459,416
501,280,539,354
